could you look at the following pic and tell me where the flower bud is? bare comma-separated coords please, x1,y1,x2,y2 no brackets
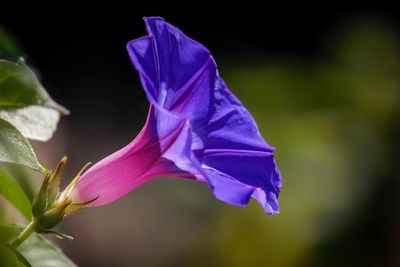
30,157,98,237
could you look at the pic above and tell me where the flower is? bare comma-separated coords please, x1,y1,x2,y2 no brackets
72,17,282,214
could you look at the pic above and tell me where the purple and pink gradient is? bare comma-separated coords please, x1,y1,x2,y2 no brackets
72,17,282,214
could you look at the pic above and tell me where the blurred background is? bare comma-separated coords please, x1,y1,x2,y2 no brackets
1,5,400,267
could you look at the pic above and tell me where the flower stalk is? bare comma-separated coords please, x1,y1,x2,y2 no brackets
11,220,37,248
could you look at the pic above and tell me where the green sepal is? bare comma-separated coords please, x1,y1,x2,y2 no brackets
47,156,67,207
31,171,51,219
37,198,71,230
42,230,73,241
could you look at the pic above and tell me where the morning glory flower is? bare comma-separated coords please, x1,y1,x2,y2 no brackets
72,17,282,214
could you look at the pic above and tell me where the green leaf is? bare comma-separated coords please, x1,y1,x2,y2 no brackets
0,106,60,141
0,168,32,220
0,59,68,142
0,243,31,267
0,224,20,242
0,59,68,115
18,234,77,267
0,118,44,172
6,165,36,202
0,225,77,267
0,25,24,61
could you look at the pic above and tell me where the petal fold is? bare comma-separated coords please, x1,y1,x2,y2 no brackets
75,17,282,214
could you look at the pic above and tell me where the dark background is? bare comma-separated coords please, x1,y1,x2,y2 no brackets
2,5,399,120
1,5,400,267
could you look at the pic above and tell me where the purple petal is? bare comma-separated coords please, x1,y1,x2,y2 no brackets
75,17,282,214
202,149,281,214
127,17,282,213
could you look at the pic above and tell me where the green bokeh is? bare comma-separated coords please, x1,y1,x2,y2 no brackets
171,19,400,267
